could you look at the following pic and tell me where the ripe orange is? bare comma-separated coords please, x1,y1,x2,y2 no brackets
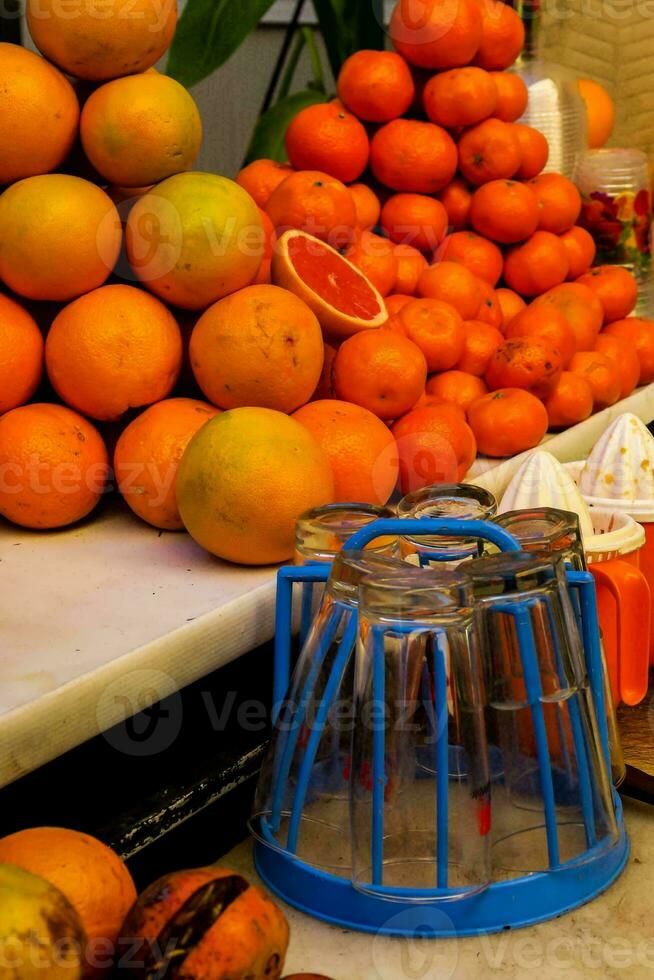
236,159,294,208
426,370,489,411
271,229,388,340
543,371,594,430
381,193,448,252
285,102,370,184
576,265,638,324
458,118,522,185
398,298,466,371
0,293,44,415
470,179,539,244
468,388,548,457
337,50,415,122
114,398,220,531
473,0,525,70
560,225,596,279
417,261,483,319
265,169,356,247
0,174,121,302
0,43,79,185
489,71,528,122
594,333,640,399
313,341,338,400
435,231,503,286
389,0,483,70
578,79,615,148
533,282,603,352
386,294,414,316
437,178,473,230
189,284,323,413
423,66,497,127
370,119,458,193
392,404,478,492
258,207,275,260
333,329,427,420
503,231,570,296
529,173,582,234
513,123,550,180
177,408,334,564
80,73,202,187
46,284,182,420
350,182,381,230
0,404,108,529
292,399,398,505
569,350,621,409
604,317,654,384
26,0,177,81
496,287,526,331
486,336,563,397
456,320,504,375
506,302,575,366
345,230,398,297
394,245,429,294
475,280,503,329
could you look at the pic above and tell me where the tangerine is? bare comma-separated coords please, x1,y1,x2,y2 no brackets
603,317,654,384
285,102,370,184
455,320,503,375
529,173,582,234
381,193,448,252
505,303,576,366
485,336,563,397
437,178,473,230
0,293,44,415
426,369,489,411
435,231,503,286
532,281,603,352
423,66,497,127
392,404,477,492
458,118,521,185
594,332,640,399
503,231,569,296
473,0,525,71
470,179,539,244
578,79,615,148
569,350,621,409
236,159,294,208
337,50,415,122
345,231,398,297
560,225,596,279
398,298,466,371
513,123,549,180
393,245,429,294
370,119,458,193
468,388,548,457
543,371,594,430
576,265,638,324
265,169,356,248
333,329,427,420
389,0,483,70
350,182,381,230
489,71,528,122
417,261,483,318
495,287,526,331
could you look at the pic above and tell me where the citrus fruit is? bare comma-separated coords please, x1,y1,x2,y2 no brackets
394,245,429,294
458,118,521,186
333,330,427,420
350,183,381,230
576,265,638,324
473,0,525,70
468,388,548,457
0,43,79,185
529,173,582,234
578,78,615,148
505,303,575,366
490,71,528,122
437,178,473,230
0,292,44,415
417,261,482,319
569,350,621,409
370,119,458,193
389,0,483,69
503,231,570,296
265,169,356,247
292,399,398,505
46,284,182,420
312,342,338,400
271,229,388,340
486,336,563,397
532,281,603,352
380,193,448,252
604,317,654,384
513,123,549,180
398,298,466,371
189,284,324,413
475,280,503,329
80,73,202,187
392,404,477,492
560,225,596,279
423,66,497,127
426,370,489,411
345,231,398,297
456,320,504,376
594,333,640,400
435,231,503,287
126,172,263,310
26,0,177,81
469,179,539,245
386,294,414,316
0,175,121,301
337,50,415,122
496,287,526,330
236,159,294,208
543,371,594,430
285,102,370,184
176,408,334,565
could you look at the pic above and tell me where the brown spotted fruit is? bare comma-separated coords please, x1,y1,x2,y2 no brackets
118,867,289,979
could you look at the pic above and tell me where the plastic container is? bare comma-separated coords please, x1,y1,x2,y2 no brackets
498,451,595,539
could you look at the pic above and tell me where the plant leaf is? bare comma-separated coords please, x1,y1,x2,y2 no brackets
244,90,328,165
166,0,278,89
312,0,347,80
353,0,386,53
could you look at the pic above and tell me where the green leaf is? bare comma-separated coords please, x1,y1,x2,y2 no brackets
244,90,328,165
166,0,277,89
353,0,386,53
312,0,347,80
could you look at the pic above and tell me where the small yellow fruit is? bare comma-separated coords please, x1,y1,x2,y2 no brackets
578,78,615,148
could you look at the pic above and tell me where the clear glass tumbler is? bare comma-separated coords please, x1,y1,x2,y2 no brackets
398,483,497,566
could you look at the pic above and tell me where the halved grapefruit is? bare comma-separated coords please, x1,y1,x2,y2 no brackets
271,229,388,340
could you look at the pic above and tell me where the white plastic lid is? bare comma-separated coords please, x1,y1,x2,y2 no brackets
583,508,646,564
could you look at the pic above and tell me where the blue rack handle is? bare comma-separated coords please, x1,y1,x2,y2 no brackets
344,517,521,554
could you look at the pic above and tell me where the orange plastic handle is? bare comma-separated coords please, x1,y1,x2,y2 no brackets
591,560,651,706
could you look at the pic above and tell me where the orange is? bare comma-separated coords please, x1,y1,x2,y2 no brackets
370,119,458,193
475,280,503,329
389,0,483,70
293,399,398,505
345,230,398,297
381,193,448,252
0,404,108,528
0,174,121,302
470,179,539,244
473,0,525,70
313,341,338,400
392,403,477,492
350,182,381,230
594,333,641,399
529,173,582,234
489,71,528,122
604,317,654,384
503,231,570,296
0,293,44,415
394,245,429,294
505,302,575,366
543,371,595,430
236,159,294,208
560,225,596,279
468,388,548,457
0,826,136,972
337,50,415,122
435,231,503,286
271,229,388,340
458,118,521,185
576,265,638,324
0,43,79,185
486,336,563,397
423,66,497,127
569,350,621,410
252,258,272,285
114,398,219,531
258,206,275,260
126,172,263,310
513,123,550,180
417,261,483,319
533,282,603,352
80,73,202,187
496,287,526,331
285,102,369,184
177,407,334,564
265,169,356,248
26,0,177,81
386,293,414,316
46,284,182,420
426,369,489,411
437,178,473,230
398,298,466,371
333,329,427,420
189,284,324,413
578,79,615,148
456,320,503,375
